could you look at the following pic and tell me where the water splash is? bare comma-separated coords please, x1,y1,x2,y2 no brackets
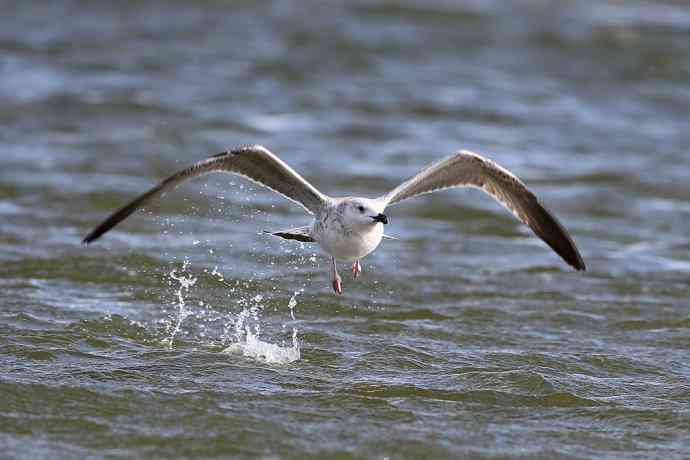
159,260,301,364
161,260,197,349
224,325,300,365
287,288,303,321
223,292,301,365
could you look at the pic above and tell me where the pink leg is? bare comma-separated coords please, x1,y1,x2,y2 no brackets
351,260,362,279
331,257,342,294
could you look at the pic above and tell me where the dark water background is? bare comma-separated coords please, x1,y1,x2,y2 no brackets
2,1,690,458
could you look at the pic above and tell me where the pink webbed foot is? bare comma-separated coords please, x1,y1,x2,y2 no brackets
351,260,362,279
330,256,343,294
332,278,342,295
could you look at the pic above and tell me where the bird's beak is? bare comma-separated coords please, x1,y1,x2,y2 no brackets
371,213,388,225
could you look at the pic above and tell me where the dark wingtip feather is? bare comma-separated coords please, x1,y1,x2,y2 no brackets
528,199,586,272
81,186,162,246
82,226,101,245
572,251,586,271
81,152,235,247
81,214,118,245
82,222,109,245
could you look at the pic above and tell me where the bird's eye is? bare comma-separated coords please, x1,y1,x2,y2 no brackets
357,205,365,213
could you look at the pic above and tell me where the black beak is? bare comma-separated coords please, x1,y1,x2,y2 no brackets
371,213,388,225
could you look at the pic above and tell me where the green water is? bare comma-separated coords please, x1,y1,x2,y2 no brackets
2,1,690,458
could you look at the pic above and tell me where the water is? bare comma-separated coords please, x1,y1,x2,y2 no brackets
2,0,690,458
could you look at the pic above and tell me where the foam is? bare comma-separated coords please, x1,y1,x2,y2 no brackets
223,327,300,365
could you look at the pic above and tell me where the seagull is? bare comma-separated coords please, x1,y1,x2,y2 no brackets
83,145,585,294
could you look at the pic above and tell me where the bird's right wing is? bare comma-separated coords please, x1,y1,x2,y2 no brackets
83,145,329,244
379,150,585,271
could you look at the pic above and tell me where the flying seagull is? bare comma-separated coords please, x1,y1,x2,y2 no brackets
83,145,585,293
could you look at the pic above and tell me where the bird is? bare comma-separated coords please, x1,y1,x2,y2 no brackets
83,144,585,294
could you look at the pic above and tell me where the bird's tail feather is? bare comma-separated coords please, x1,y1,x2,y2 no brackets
264,226,315,243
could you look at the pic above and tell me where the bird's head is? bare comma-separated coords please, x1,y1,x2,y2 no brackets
340,198,388,228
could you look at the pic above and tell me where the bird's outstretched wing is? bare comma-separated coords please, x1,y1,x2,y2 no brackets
379,150,585,271
83,145,329,244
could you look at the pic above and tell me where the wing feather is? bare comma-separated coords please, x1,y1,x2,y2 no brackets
83,145,328,244
380,150,585,270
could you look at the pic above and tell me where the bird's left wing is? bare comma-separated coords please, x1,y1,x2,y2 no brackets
378,150,585,271
83,145,329,244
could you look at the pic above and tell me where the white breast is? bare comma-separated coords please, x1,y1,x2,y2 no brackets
314,219,384,262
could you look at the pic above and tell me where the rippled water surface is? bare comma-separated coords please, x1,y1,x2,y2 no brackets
2,1,690,458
